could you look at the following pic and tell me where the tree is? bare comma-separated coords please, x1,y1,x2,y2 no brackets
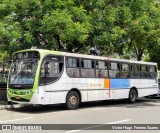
79,0,160,60
0,0,21,59
76,0,129,56
124,0,160,61
40,0,91,52
0,0,91,60
0,0,160,63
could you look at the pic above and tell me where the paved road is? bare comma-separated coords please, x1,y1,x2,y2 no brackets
0,98,160,133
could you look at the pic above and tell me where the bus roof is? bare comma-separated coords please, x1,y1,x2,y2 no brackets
15,49,157,66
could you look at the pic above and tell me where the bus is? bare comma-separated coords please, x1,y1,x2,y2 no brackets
158,71,160,88
7,49,158,109
157,71,160,95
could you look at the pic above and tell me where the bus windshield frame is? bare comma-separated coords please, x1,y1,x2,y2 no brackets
8,51,40,89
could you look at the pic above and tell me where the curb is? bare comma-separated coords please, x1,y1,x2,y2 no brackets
0,104,24,110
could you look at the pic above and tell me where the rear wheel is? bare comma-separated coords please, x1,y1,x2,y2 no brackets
129,89,138,103
66,91,80,110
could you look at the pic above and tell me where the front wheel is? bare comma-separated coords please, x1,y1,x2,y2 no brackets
128,89,138,103
66,91,80,110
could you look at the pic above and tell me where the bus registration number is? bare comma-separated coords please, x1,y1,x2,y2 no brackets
15,96,21,100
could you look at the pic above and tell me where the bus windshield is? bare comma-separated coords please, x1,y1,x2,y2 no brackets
9,51,40,87
9,59,39,85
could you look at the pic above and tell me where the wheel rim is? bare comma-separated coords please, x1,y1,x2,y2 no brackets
69,95,78,107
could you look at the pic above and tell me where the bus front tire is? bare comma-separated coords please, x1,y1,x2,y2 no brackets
66,91,80,110
128,89,138,103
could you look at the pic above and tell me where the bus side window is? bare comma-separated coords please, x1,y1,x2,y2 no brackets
130,64,139,78
109,62,120,78
96,60,108,78
149,65,157,79
66,58,80,78
154,66,157,78
140,65,148,78
81,59,95,78
120,63,129,78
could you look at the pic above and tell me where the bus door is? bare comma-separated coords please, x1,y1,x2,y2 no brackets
39,56,64,103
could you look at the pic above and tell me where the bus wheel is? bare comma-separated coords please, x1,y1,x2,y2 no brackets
66,91,80,110
129,89,138,103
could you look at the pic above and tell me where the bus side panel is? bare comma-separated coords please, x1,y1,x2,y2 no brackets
30,91,40,104
80,91,88,102
49,91,68,104
114,89,130,99
87,90,104,101
87,79,104,101
110,79,130,99
138,88,158,97
82,78,111,101
30,86,51,105
110,79,130,89
130,79,158,97
44,77,88,104
62,77,88,102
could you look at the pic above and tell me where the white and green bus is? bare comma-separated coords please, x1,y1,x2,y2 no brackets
7,49,158,109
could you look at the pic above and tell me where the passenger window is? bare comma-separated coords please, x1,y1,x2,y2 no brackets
140,65,148,78
81,59,95,77
140,65,146,72
149,66,155,72
120,63,129,78
130,64,139,78
109,62,120,78
96,61,108,78
66,58,80,78
121,63,129,71
149,66,157,79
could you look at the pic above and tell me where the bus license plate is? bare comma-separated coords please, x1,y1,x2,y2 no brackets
15,96,20,100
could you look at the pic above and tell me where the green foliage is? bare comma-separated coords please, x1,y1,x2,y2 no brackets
0,0,91,59
41,2,91,51
0,0,160,66
80,0,160,60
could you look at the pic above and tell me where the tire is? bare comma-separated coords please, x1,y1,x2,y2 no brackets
128,89,138,103
66,91,80,110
